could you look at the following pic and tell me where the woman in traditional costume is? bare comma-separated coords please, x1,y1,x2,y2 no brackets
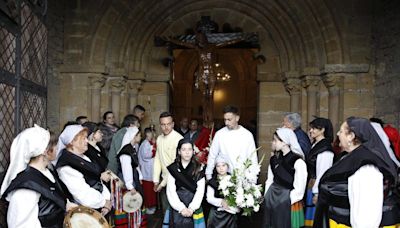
117,126,143,195
56,125,112,216
82,121,109,172
262,128,307,228
206,155,237,228
313,117,400,228
1,125,77,228
164,138,206,228
304,117,334,227
115,126,144,227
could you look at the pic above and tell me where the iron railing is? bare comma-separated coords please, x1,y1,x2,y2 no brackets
0,0,47,226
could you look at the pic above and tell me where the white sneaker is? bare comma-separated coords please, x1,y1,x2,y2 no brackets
146,207,156,214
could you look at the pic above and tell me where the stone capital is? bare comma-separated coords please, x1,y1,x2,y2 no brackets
88,75,106,89
110,78,126,93
322,73,345,89
283,77,302,95
127,80,143,95
301,75,321,89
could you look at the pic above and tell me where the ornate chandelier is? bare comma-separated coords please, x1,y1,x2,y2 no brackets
214,63,231,81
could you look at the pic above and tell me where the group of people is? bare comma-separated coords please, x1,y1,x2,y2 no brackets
263,114,400,228
1,104,400,228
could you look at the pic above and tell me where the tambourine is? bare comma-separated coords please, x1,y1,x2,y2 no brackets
122,191,143,213
106,170,125,188
63,206,110,228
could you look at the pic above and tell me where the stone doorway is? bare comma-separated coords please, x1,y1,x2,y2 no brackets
171,48,258,132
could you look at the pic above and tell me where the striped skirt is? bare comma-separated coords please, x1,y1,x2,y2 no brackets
329,219,400,228
291,201,305,228
263,183,305,228
304,186,316,226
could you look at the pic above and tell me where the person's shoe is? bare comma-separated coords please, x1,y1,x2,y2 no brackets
146,207,156,214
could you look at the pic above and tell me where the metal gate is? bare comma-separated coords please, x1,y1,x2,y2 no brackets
0,0,47,226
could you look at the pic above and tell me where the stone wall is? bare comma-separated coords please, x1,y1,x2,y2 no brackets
47,0,65,132
373,0,400,128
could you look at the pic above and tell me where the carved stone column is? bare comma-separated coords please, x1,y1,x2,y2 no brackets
88,75,106,122
110,78,126,124
284,75,302,113
127,80,142,113
302,76,321,124
323,74,344,133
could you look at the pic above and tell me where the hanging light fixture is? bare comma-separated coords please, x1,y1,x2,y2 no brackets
214,62,231,81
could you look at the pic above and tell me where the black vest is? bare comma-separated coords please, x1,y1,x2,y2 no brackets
116,144,143,194
56,149,103,193
208,173,226,199
270,151,302,190
3,166,66,228
314,145,399,227
167,161,205,194
306,138,333,179
85,143,109,172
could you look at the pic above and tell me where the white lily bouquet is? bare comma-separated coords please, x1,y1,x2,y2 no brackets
218,148,264,216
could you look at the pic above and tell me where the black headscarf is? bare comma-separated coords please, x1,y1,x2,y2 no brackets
347,117,397,179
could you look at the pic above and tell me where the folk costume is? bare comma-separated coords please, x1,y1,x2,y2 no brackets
164,158,206,227
206,156,237,228
56,125,111,209
0,125,67,228
114,126,144,228
313,117,400,228
263,128,307,228
304,118,334,227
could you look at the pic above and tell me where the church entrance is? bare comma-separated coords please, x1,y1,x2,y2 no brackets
171,48,258,132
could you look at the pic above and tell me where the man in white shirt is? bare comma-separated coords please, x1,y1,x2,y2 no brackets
205,105,258,180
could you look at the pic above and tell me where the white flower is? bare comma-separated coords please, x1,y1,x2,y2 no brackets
222,189,230,196
253,186,262,198
236,187,244,196
254,204,260,212
218,176,232,191
245,194,255,207
235,192,245,206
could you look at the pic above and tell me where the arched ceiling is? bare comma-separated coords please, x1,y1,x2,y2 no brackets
67,0,348,78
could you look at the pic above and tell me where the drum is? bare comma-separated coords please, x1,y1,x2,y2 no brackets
63,206,110,228
122,191,143,213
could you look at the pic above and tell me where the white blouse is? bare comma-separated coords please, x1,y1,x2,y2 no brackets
206,185,223,208
166,173,205,213
312,151,334,194
57,155,110,209
264,159,307,204
348,164,383,228
7,169,55,228
120,154,143,190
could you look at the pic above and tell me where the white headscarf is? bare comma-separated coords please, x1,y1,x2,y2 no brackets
0,124,50,196
276,127,304,158
118,126,139,154
53,124,85,165
215,154,229,167
371,122,400,167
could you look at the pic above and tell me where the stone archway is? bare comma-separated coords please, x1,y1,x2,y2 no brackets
59,0,381,180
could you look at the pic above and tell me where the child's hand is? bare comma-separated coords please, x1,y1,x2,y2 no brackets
130,188,137,194
221,200,229,210
100,171,111,182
